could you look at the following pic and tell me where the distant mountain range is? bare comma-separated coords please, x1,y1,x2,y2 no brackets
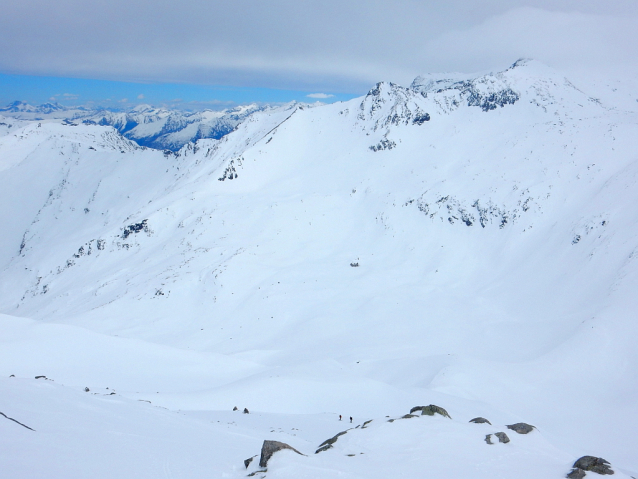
0,100,278,151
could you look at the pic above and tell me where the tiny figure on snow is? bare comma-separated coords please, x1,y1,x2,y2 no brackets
243,407,250,414
350,417,353,423
339,415,342,421
233,406,238,411
84,387,90,392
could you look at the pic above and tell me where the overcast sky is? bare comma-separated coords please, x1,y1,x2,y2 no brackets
0,0,637,105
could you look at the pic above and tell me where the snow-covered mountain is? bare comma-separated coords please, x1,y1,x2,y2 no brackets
1,59,638,478
82,103,273,150
0,100,74,115
0,101,275,151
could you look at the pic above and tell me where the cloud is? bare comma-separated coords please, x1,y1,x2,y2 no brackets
0,1,636,93
306,93,334,99
119,98,128,103
137,94,144,99
47,92,79,102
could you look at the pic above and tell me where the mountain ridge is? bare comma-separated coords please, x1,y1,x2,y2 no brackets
0,100,282,151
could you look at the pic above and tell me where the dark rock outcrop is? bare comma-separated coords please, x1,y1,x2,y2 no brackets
315,431,349,454
567,468,587,479
410,405,451,419
506,423,535,434
469,417,492,425
485,432,509,444
369,138,396,152
401,414,419,419
122,219,149,239
259,440,303,467
244,455,256,468
569,456,614,476
412,113,430,124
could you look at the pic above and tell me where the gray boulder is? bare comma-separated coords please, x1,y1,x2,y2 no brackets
469,417,491,425
506,422,535,434
258,440,303,468
410,405,451,419
566,468,587,479
485,432,510,444
571,456,614,475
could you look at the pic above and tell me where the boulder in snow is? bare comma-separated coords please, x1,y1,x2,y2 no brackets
411,404,451,419
469,417,491,425
569,456,614,476
506,422,535,434
259,440,303,467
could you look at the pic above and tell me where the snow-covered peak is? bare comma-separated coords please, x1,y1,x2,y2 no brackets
357,81,429,131
129,103,156,114
410,59,598,115
0,100,69,115
0,100,40,113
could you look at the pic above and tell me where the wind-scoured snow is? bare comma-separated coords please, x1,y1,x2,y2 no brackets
1,59,637,478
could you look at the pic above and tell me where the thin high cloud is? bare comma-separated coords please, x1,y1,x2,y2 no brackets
307,93,334,99
0,1,636,93
47,93,79,102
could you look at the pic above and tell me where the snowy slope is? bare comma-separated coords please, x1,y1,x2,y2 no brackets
1,59,638,478
0,114,31,138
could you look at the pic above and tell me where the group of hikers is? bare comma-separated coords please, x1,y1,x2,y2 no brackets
235,407,353,423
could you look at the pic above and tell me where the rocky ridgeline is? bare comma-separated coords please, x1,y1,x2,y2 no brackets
242,404,614,478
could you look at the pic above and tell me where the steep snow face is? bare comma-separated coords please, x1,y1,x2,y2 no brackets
1,60,638,477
